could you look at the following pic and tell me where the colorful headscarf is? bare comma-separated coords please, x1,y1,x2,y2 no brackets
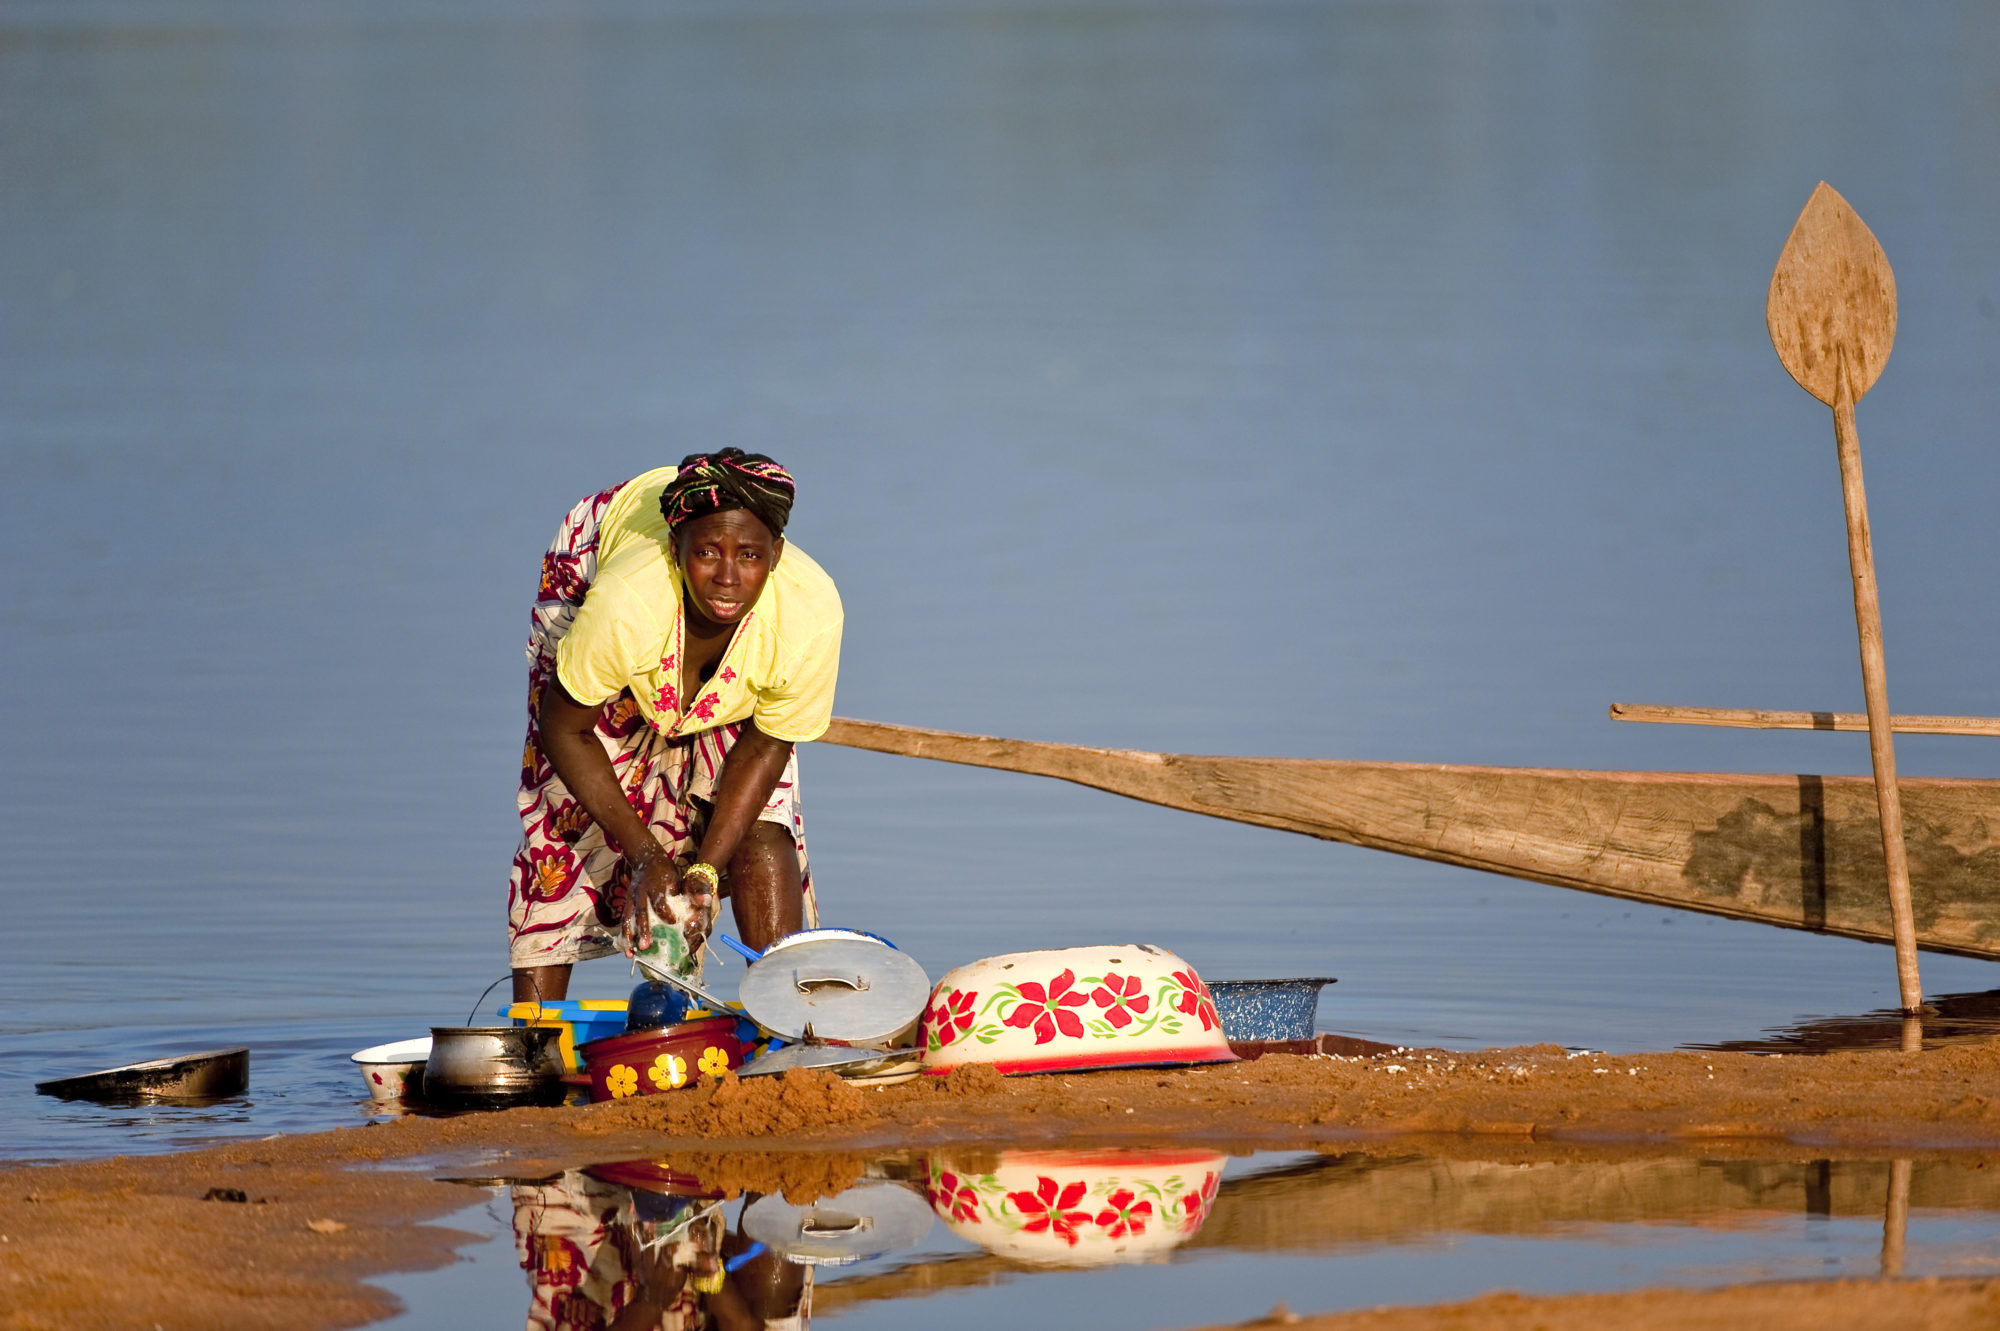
657,449,796,539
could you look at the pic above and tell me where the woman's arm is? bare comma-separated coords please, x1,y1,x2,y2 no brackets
537,680,704,949
693,721,794,887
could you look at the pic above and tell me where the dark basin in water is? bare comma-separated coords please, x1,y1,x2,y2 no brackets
35,1047,250,1103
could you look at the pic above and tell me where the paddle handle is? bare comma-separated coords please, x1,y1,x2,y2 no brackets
1609,703,2000,736
1834,391,1923,1027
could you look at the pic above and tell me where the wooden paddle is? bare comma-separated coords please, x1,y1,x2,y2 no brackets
1767,182,1924,1040
1610,703,2000,737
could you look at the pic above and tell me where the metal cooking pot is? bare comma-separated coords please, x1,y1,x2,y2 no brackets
424,1025,565,1104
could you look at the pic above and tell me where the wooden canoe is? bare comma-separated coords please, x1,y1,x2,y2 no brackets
819,718,2000,962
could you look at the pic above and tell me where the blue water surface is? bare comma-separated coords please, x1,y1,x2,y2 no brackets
6,0,2000,1160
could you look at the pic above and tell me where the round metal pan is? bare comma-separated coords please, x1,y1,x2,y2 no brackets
738,936,930,1045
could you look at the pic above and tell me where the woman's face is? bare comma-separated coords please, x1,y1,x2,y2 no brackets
676,509,782,629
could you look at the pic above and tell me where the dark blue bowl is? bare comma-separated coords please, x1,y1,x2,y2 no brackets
626,981,692,1033
1207,978,1336,1042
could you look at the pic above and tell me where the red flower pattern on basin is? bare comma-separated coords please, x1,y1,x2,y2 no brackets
1002,969,1091,1044
923,988,978,1050
1180,1167,1223,1233
925,1149,1229,1266
1007,1177,1094,1247
1169,969,1220,1031
927,1170,980,1224
1095,1188,1153,1239
1090,972,1150,1028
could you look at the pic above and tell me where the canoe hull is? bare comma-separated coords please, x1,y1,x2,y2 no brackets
820,719,2000,961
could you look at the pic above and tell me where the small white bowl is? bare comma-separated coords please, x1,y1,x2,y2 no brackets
351,1036,432,1102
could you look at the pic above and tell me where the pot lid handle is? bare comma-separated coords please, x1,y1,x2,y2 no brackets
794,970,869,994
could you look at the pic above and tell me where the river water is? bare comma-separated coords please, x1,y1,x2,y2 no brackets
370,1147,2000,1327
6,0,2000,1163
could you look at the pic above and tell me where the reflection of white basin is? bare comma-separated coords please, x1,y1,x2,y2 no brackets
924,1148,1226,1267
351,1036,431,1102
919,944,1236,1075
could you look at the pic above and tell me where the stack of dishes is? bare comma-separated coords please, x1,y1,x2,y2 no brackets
736,929,930,1083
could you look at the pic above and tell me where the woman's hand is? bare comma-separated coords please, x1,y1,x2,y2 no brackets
621,843,719,958
620,842,680,956
534,681,720,958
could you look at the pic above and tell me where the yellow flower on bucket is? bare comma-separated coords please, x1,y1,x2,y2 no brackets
606,1064,639,1099
698,1046,731,1077
649,1053,688,1090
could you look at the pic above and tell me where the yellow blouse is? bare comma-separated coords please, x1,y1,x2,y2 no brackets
554,467,843,743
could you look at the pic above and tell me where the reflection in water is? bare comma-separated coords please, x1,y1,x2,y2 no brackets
502,1148,1228,1327
1689,988,2000,1054
1882,1156,1912,1280
486,1147,1998,1324
513,1164,807,1331
830,1152,1982,1311
924,1149,1224,1267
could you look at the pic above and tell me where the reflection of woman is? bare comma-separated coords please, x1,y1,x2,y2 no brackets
507,452,842,1003
513,1170,811,1331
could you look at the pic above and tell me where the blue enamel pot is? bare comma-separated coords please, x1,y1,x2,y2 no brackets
1206,978,1337,1042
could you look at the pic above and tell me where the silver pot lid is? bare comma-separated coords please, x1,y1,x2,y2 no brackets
737,937,930,1045
742,1183,935,1266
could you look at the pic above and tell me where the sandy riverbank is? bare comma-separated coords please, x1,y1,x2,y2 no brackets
1190,1277,2000,1330
8,1039,2000,1329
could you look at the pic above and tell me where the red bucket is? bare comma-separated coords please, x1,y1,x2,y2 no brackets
576,1017,744,1102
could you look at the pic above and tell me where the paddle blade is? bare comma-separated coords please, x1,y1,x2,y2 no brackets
1767,182,1897,406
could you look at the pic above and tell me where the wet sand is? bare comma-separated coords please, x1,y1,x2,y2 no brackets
1192,1278,2000,1330
8,1040,2000,1329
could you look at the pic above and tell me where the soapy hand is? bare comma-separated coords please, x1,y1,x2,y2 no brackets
620,843,680,958
674,863,718,953
621,845,716,962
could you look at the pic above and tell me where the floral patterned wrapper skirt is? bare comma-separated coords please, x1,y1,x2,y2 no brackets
506,482,817,975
